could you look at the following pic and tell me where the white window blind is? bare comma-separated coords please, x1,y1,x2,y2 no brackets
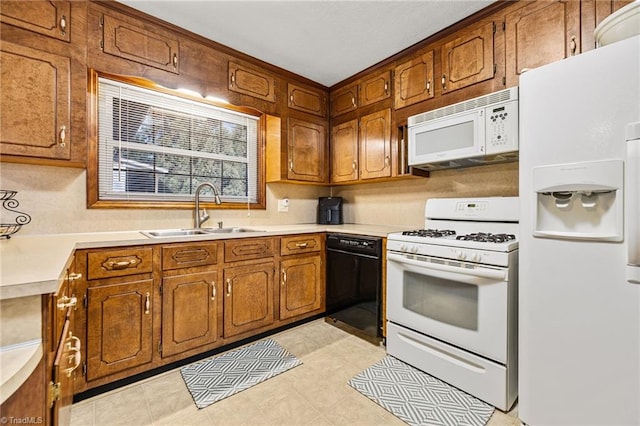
97,77,259,203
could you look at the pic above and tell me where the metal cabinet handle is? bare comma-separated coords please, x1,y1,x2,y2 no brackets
352,160,357,171
442,75,446,90
570,36,577,56
63,333,81,377
60,15,67,36
68,272,82,281
230,73,235,86
351,96,357,108
384,81,389,94
59,126,66,147
226,279,232,296
295,242,308,248
107,259,137,269
288,159,294,171
290,94,294,105
57,295,77,311
211,282,216,300
282,269,287,286
144,292,150,314
426,79,431,94
172,53,178,68
385,155,390,166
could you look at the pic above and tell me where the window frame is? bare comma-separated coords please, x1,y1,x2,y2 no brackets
87,69,266,210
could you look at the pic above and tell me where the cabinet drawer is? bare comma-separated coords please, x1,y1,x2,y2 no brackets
281,234,323,255
87,247,153,280
162,242,218,271
224,238,276,263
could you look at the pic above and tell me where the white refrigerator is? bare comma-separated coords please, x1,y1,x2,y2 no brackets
519,35,640,425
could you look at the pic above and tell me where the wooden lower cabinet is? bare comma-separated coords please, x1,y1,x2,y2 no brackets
86,279,154,381
223,262,275,338
280,255,324,320
161,271,219,358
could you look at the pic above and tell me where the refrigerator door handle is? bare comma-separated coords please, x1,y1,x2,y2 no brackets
627,122,640,284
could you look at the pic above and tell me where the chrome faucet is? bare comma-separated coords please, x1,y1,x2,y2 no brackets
194,182,222,228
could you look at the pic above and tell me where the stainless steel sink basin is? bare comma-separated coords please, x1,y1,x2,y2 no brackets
141,227,264,238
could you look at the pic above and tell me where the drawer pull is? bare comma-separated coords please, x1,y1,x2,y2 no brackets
211,282,216,300
57,295,77,311
68,272,82,281
144,292,150,314
107,259,137,270
295,242,308,249
227,279,232,296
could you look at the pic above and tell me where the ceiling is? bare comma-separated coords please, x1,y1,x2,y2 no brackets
119,0,496,87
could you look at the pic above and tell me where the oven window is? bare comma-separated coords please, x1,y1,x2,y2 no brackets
402,271,478,330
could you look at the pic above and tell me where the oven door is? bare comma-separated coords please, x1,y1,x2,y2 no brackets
386,251,509,362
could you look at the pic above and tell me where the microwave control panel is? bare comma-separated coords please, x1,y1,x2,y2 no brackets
485,100,519,155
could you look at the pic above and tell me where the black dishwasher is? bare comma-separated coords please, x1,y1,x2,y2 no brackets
326,233,382,338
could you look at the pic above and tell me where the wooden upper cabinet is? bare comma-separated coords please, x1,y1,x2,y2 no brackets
359,70,392,107
101,11,180,74
287,118,327,183
0,42,71,160
394,51,434,109
331,82,358,117
0,1,70,42
331,119,359,183
440,21,496,94
359,108,392,180
505,0,581,87
228,62,276,102
288,83,327,117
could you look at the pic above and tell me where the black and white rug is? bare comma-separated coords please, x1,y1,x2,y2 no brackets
181,338,301,409
349,356,494,426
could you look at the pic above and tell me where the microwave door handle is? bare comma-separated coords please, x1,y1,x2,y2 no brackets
627,124,640,284
387,253,508,282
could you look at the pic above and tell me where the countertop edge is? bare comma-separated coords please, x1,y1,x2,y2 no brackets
0,340,43,405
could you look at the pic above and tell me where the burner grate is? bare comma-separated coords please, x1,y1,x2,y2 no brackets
401,229,456,238
456,233,516,243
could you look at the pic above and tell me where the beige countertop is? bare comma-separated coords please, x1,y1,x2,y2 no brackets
0,223,401,300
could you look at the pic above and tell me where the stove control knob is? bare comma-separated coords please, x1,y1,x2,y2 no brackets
410,245,418,254
400,244,408,252
454,250,466,260
470,253,482,262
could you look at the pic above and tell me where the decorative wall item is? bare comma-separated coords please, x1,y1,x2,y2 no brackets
0,190,31,239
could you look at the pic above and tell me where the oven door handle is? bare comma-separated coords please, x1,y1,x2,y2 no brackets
387,253,508,281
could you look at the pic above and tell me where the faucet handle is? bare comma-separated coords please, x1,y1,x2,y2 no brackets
200,208,210,225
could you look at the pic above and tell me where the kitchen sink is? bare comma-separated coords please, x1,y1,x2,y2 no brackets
141,227,264,238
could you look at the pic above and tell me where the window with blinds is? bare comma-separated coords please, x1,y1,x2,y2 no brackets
97,76,260,204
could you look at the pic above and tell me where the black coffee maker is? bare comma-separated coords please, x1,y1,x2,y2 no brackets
317,197,343,224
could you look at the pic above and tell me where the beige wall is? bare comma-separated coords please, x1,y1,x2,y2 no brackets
0,161,518,236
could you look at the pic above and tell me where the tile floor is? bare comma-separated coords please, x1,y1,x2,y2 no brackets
70,319,520,425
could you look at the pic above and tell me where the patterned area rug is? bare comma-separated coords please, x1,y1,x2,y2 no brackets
349,356,494,426
181,338,301,409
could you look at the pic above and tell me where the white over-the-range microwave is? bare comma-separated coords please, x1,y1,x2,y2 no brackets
408,87,519,171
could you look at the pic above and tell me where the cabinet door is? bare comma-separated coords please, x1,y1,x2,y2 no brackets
505,0,581,87
228,61,276,102
0,42,71,160
280,255,324,320
288,83,327,117
287,118,327,183
161,271,219,357
331,120,359,183
359,109,392,180
394,51,434,109
359,70,392,107
86,280,154,380
0,1,70,42
331,83,358,117
223,263,275,338
101,11,179,74
440,21,496,94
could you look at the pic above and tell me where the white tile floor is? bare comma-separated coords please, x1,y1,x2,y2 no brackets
70,319,519,425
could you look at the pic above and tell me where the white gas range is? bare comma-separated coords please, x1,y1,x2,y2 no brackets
385,197,518,411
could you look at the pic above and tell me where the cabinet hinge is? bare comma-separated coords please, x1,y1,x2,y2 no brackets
159,284,163,295
493,22,496,34
82,362,87,377
48,381,61,408
99,15,104,27
83,293,88,309
493,63,497,75
158,341,162,354
502,76,506,86
502,21,506,31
